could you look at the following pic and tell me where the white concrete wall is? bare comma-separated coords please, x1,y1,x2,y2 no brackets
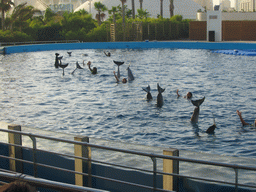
207,11,222,41
197,11,256,20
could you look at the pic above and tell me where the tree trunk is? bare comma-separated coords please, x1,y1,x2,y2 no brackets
139,0,143,9
1,9,4,30
170,0,174,17
132,0,135,19
160,0,163,17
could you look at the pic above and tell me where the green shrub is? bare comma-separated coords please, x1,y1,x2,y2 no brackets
0,30,33,42
86,24,108,42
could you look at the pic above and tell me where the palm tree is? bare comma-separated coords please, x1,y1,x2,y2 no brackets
120,0,126,26
10,3,39,31
131,0,135,19
94,2,107,26
139,0,143,9
169,0,174,17
0,0,14,30
108,6,117,23
120,0,126,40
137,8,150,19
160,0,163,18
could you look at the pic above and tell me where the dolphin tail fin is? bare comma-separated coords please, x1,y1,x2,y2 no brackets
113,60,125,66
157,83,165,93
142,85,151,93
76,61,83,69
191,97,205,107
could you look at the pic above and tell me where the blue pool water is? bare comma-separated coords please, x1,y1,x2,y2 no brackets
0,48,255,158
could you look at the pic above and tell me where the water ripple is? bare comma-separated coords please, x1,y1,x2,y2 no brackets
0,49,256,158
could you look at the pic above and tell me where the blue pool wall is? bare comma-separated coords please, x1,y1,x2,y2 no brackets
3,41,256,54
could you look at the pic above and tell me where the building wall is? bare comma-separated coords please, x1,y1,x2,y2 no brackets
189,21,207,40
240,0,256,11
189,20,256,41
222,21,256,40
197,12,256,21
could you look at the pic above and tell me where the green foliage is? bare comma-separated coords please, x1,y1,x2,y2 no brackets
94,1,108,25
86,23,107,42
44,8,56,23
0,30,33,42
170,15,183,22
36,24,64,41
0,0,190,43
10,3,39,31
136,9,150,19
61,13,96,34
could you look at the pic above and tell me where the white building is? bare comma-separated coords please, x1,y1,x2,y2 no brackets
12,0,48,10
12,0,86,12
240,0,256,11
220,0,231,11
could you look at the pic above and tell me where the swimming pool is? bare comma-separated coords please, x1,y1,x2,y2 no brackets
0,47,255,159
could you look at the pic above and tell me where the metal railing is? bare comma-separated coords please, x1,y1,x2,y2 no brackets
1,127,256,192
0,171,109,192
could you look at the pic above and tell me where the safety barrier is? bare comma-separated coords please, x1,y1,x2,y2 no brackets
3,41,256,55
0,171,108,192
0,124,256,192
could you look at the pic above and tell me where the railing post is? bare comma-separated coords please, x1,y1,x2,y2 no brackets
8,124,23,173
29,135,37,177
163,148,179,191
234,168,238,192
74,136,91,187
151,157,157,191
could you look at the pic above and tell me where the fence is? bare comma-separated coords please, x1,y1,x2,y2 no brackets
108,22,189,42
0,124,256,192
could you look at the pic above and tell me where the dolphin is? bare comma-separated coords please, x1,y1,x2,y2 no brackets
55,53,60,68
206,113,216,134
156,83,165,108
142,85,153,100
67,51,72,56
127,66,134,81
113,60,124,79
71,61,83,75
190,97,205,123
58,59,69,76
